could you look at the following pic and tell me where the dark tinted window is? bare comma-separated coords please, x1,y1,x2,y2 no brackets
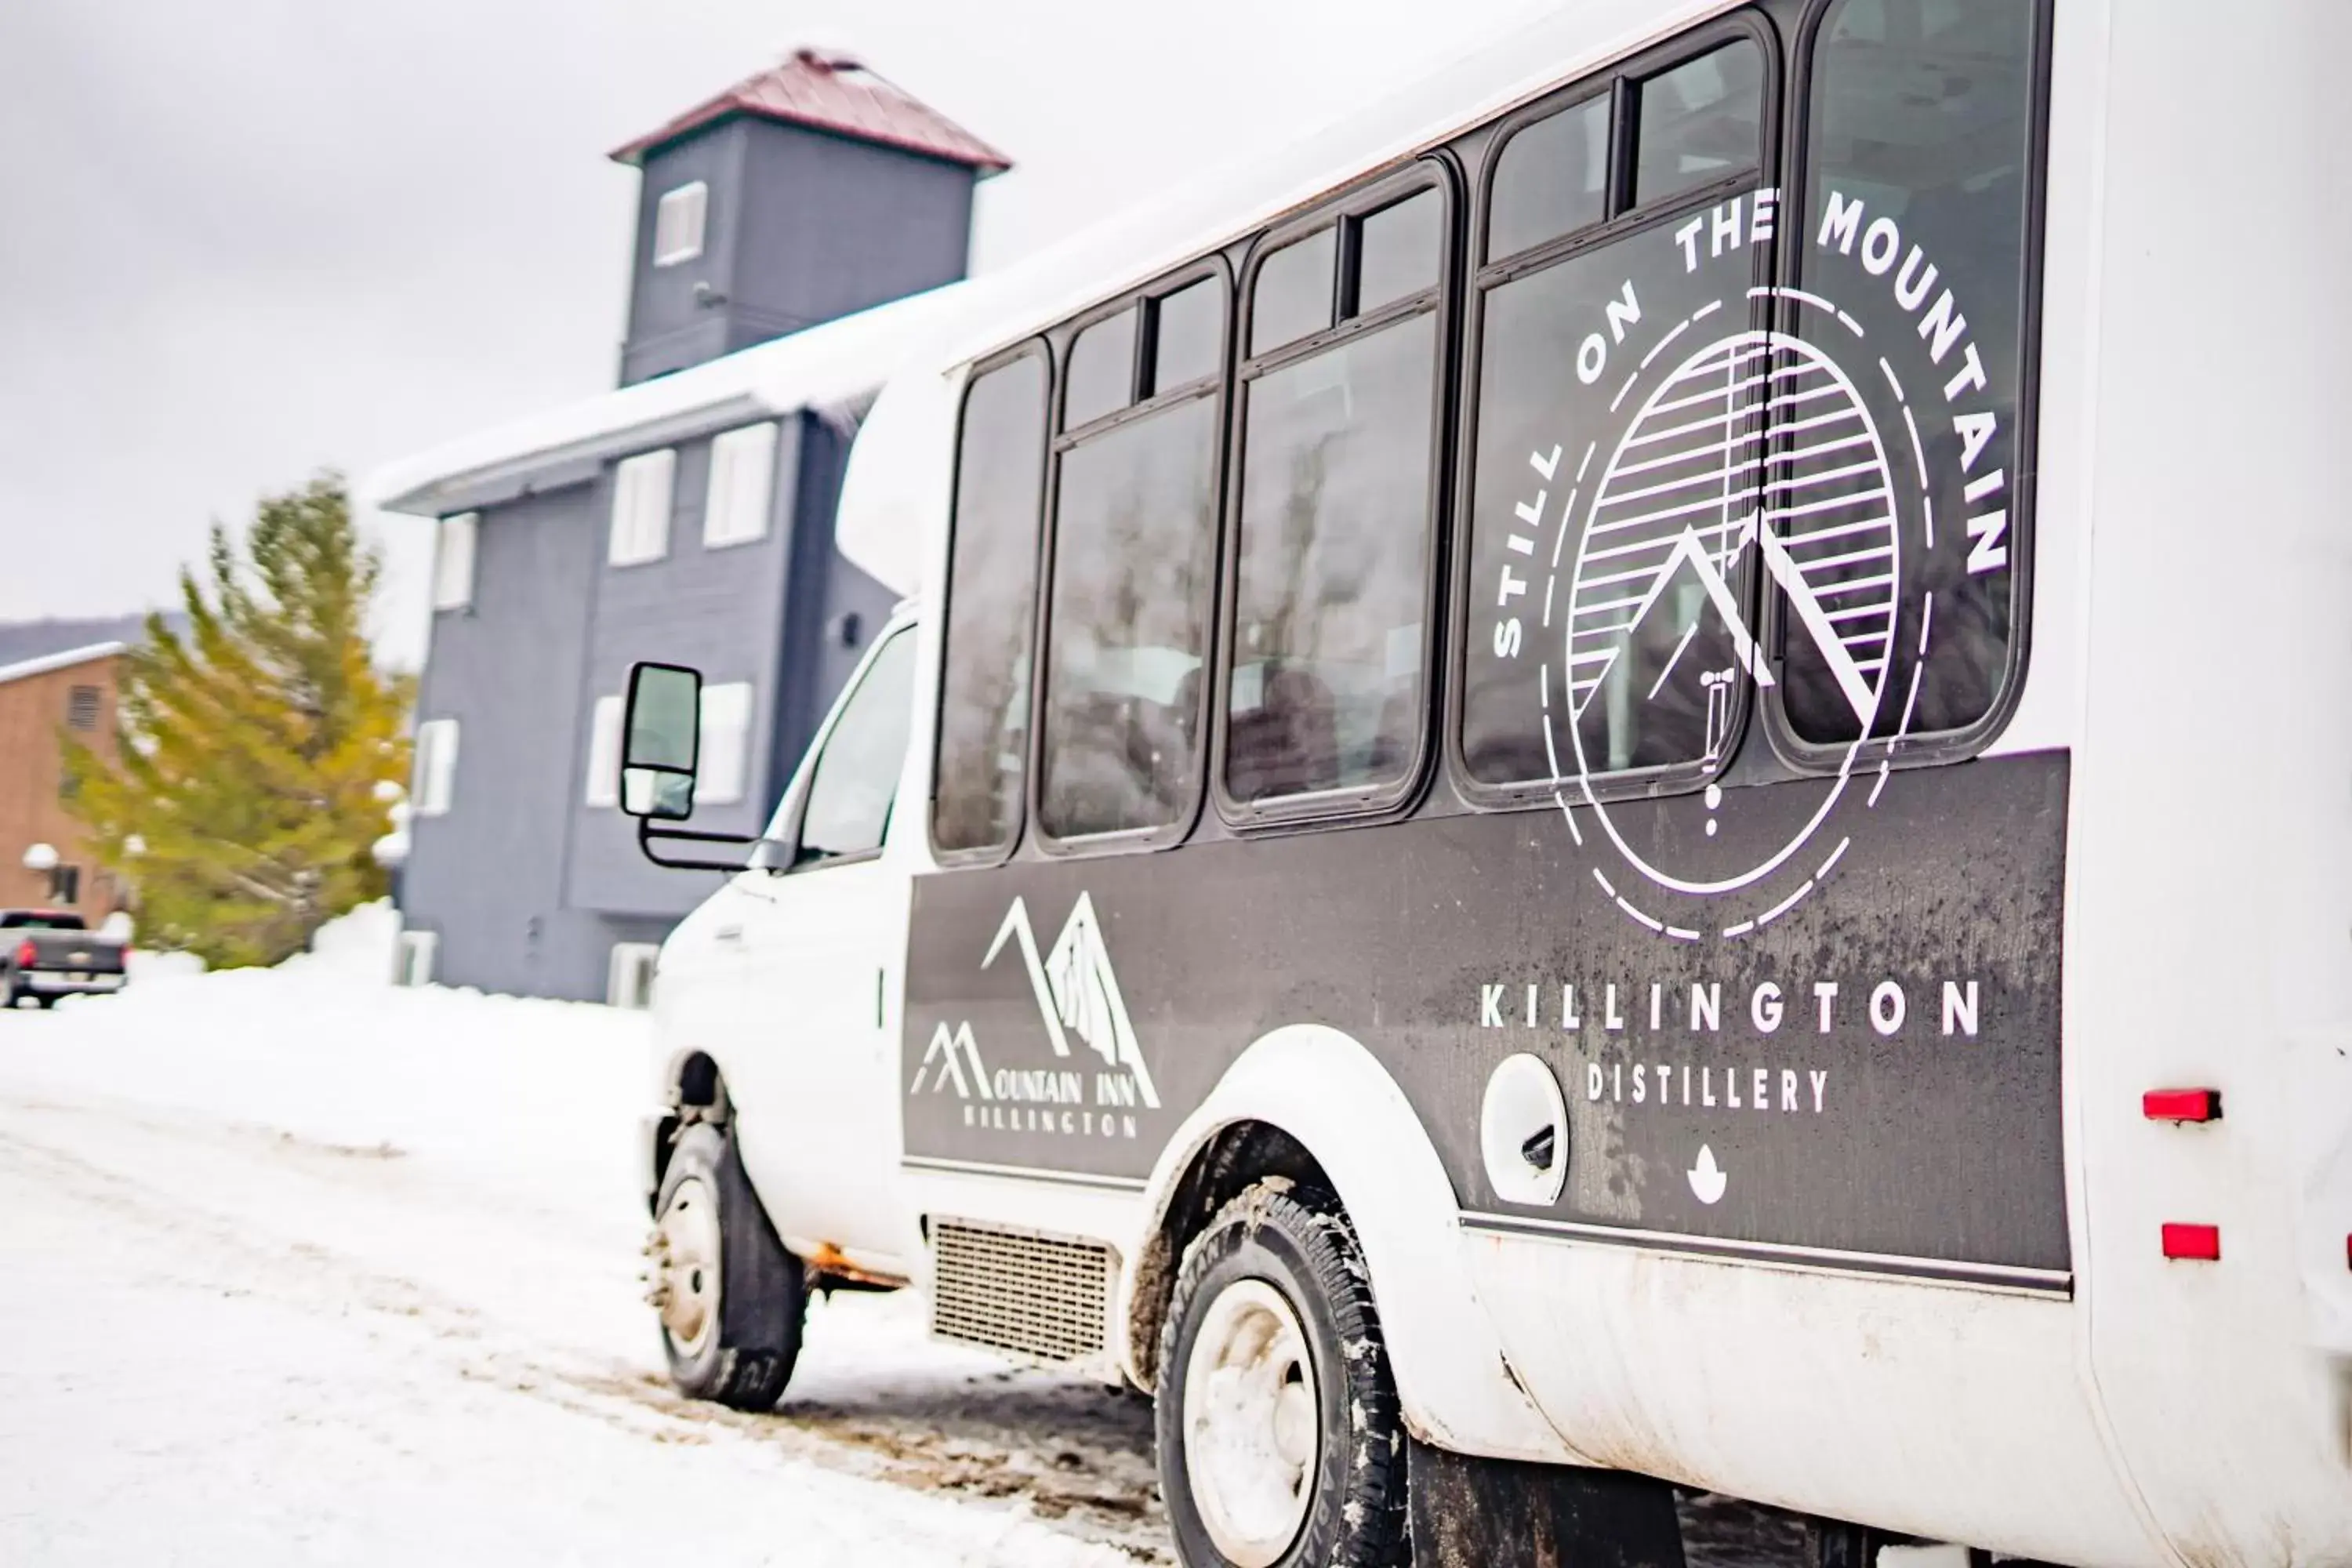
1229,312,1440,804
1250,229,1336,355
1356,191,1442,314
1038,397,1221,837
1633,41,1764,205
1487,96,1610,261
1149,279,1225,393
1461,222,1762,786
1781,0,2037,743
933,356,1048,855
0,912,85,929
800,632,917,862
1065,308,1137,427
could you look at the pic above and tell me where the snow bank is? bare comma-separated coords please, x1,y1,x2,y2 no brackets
5,900,652,1215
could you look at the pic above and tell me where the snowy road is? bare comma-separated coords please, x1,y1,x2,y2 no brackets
0,912,1166,1566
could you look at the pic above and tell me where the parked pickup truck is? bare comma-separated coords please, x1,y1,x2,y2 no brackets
2,910,126,1009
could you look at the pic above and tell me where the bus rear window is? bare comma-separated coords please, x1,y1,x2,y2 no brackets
1780,0,2040,746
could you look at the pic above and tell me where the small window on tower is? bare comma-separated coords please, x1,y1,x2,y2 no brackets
653,181,708,267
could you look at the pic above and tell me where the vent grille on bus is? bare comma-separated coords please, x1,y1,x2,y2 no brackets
930,1218,1114,1365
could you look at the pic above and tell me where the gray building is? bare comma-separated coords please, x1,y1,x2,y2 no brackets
368,49,1005,1003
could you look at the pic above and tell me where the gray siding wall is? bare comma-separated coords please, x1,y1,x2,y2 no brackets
771,415,895,777
401,412,888,1004
401,485,619,1000
619,118,976,386
728,122,975,347
621,125,748,386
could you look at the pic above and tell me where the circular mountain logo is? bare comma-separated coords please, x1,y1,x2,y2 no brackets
1504,185,2012,942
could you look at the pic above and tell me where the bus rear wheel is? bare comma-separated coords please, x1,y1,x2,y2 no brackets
1156,1182,1407,1568
648,1122,805,1410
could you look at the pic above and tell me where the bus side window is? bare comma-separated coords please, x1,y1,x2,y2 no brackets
1458,37,1769,792
1779,0,2041,746
1226,182,1449,810
932,353,1050,858
1038,279,1228,843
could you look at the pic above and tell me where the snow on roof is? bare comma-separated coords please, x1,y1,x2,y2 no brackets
0,641,125,688
365,283,976,519
610,47,1011,175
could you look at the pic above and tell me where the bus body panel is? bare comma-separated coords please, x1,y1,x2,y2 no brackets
1463,1236,2151,1567
2060,0,2352,1558
642,0,2352,1559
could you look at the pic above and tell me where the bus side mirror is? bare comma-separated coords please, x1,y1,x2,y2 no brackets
622,662,701,822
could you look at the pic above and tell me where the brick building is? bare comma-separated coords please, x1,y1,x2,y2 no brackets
0,633,128,915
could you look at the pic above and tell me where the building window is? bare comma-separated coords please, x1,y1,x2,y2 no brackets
65,684,101,731
49,865,80,906
653,181,708,267
394,929,438,988
703,423,779,548
607,943,660,1009
583,695,624,808
412,718,459,816
608,449,677,565
696,682,754,805
432,512,477,611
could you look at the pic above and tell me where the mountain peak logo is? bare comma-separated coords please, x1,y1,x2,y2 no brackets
907,891,1163,1126
983,892,1160,1109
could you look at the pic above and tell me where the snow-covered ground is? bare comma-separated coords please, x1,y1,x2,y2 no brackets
0,906,1163,1565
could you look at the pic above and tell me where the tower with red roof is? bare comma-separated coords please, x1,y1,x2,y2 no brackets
608,46,1011,385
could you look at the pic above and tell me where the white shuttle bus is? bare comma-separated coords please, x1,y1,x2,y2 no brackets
619,2,2352,1563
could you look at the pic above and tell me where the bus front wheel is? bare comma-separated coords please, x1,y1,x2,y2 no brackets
648,1122,805,1410
1156,1181,1407,1568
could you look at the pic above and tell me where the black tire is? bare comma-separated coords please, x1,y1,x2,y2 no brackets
651,1122,805,1410
34,995,56,1011
1156,1182,1408,1568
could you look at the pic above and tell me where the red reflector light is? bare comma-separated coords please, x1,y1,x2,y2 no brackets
2161,1223,2221,1261
12,940,31,969
2143,1087,2221,1123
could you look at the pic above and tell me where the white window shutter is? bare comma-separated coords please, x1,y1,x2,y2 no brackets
704,423,777,547
414,719,459,815
432,513,477,611
607,942,660,1008
609,450,675,565
697,682,754,804
653,182,707,266
584,695,623,807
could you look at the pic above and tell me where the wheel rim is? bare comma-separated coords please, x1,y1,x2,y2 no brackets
655,1174,722,1357
1181,1276,1319,1568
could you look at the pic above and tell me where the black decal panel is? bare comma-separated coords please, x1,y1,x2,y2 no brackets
904,751,2068,1280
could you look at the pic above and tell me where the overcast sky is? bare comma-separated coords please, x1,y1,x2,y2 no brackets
0,0,1552,668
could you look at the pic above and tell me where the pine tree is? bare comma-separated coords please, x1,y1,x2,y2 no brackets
63,474,415,967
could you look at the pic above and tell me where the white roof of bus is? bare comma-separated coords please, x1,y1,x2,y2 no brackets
924,0,1730,374
833,0,1728,593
